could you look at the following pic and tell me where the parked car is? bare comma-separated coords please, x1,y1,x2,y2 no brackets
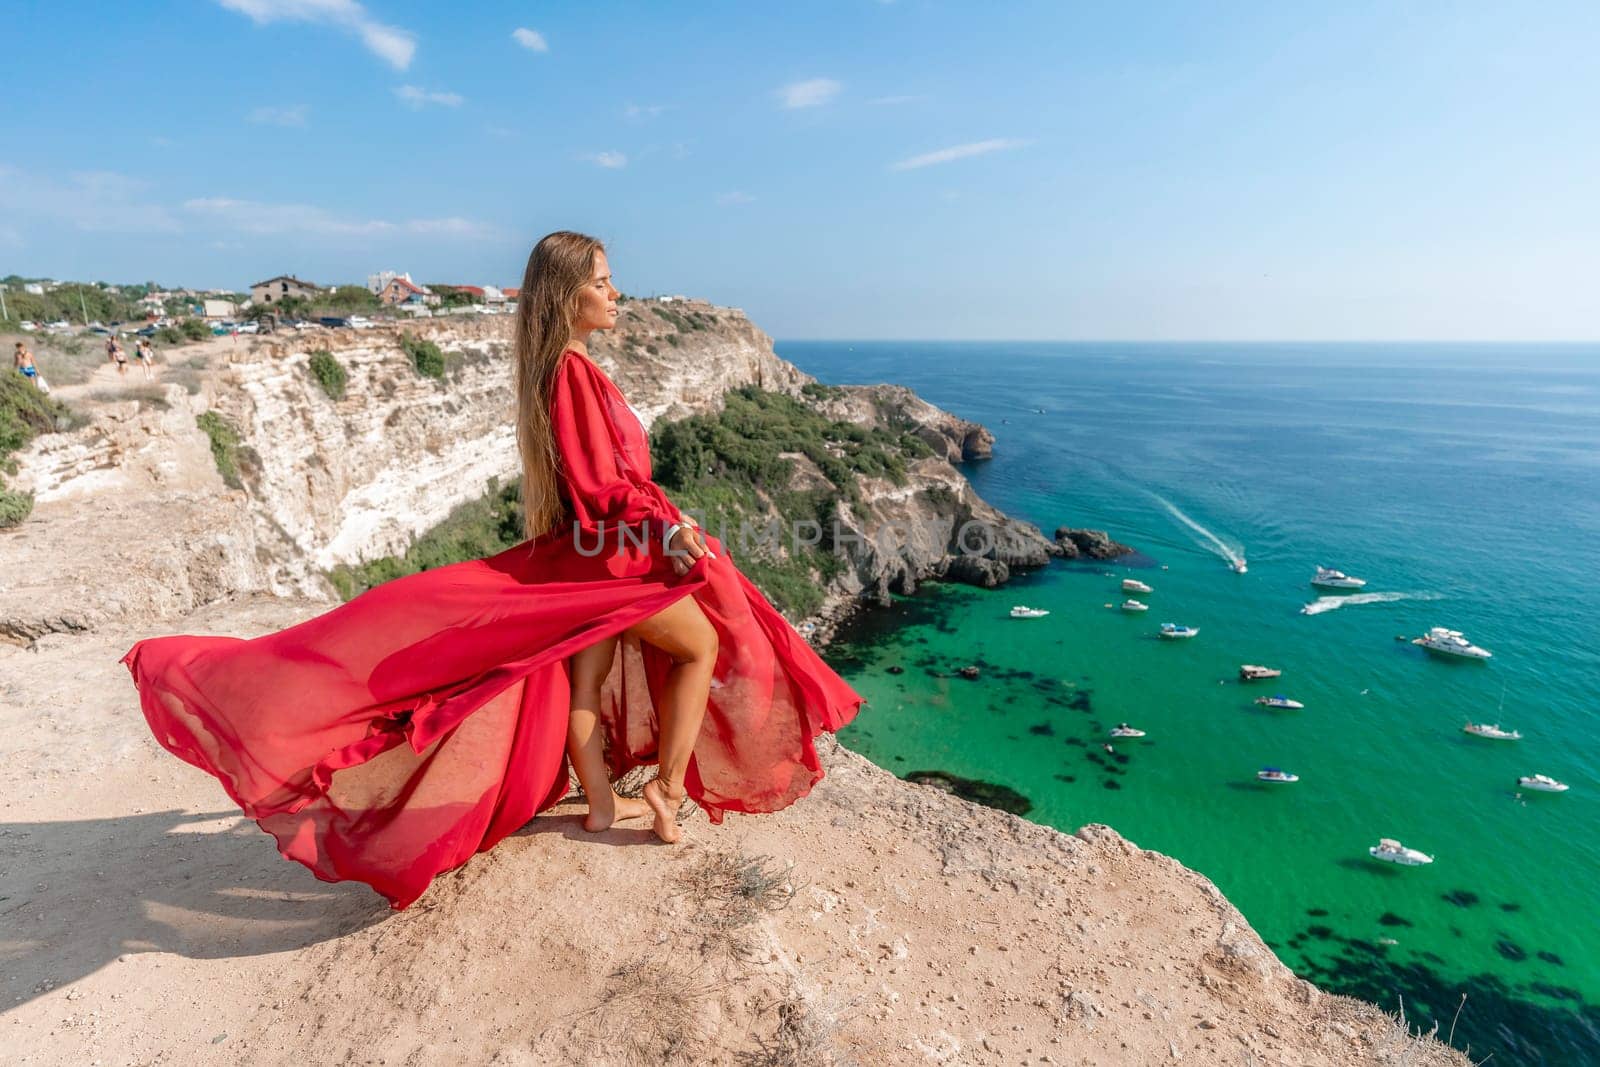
293,320,324,331
18,320,38,331
318,316,349,329
346,315,373,329
234,321,260,334
134,325,160,337
46,320,71,332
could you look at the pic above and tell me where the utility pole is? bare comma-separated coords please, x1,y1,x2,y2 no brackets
0,286,8,322
80,288,90,325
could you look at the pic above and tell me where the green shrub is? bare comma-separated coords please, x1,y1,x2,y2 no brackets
180,318,209,341
156,325,185,344
308,349,348,400
400,333,445,379
0,486,32,528
196,410,246,489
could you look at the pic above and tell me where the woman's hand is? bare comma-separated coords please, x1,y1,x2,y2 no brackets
668,524,715,576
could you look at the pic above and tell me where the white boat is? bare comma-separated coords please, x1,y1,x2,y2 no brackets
1518,774,1569,793
1231,559,1248,574
1412,627,1492,660
1463,723,1521,740
1109,724,1145,738
1009,605,1050,619
1257,767,1299,783
1369,838,1433,866
1311,566,1367,590
1254,695,1304,710
1122,578,1153,594
1239,664,1282,681
1121,599,1149,613
1159,622,1199,639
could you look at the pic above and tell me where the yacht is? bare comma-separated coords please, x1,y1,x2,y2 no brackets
1311,566,1367,590
1159,622,1199,639
1109,724,1146,738
1257,767,1299,783
1009,606,1050,619
1254,695,1304,710
1463,723,1521,740
1412,627,1492,660
1368,839,1434,866
1121,599,1149,613
1122,578,1154,595
1239,664,1282,681
1518,774,1569,793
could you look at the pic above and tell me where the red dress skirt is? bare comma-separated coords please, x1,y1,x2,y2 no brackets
123,351,865,908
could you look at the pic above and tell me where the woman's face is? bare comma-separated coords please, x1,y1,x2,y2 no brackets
573,250,620,332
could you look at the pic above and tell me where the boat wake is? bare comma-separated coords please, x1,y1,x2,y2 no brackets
1147,492,1246,569
1300,591,1441,616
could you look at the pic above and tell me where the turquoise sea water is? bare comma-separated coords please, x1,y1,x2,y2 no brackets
778,341,1600,1066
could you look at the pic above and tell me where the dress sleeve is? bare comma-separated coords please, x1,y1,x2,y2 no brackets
550,353,682,534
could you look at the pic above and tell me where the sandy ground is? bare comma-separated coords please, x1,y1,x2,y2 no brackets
0,595,1467,1066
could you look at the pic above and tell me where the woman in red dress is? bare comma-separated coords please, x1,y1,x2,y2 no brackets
123,230,865,908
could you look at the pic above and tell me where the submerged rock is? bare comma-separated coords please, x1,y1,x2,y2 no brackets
903,769,1032,815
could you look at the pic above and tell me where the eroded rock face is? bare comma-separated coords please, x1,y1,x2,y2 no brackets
1054,526,1134,560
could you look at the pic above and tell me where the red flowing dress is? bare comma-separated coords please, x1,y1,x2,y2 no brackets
123,350,865,908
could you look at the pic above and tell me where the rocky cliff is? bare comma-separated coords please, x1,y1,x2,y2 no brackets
0,308,1467,1065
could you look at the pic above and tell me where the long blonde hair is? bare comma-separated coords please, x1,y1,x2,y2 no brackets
514,230,606,539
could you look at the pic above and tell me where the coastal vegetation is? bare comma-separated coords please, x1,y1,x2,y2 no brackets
0,372,76,527
195,410,254,491
308,349,348,400
400,333,446,380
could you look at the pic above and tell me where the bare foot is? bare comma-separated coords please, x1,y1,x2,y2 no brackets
642,777,687,843
582,792,651,833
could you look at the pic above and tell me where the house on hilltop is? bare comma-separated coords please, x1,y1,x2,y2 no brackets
377,275,440,307
251,275,321,305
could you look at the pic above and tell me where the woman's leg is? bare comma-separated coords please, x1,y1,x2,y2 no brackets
567,635,649,832
626,594,718,843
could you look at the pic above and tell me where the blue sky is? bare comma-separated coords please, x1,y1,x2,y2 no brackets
5,1,1598,340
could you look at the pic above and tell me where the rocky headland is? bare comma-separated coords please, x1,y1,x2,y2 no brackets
0,306,1465,1064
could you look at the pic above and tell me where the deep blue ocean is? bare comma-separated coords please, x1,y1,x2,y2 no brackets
777,341,1600,1066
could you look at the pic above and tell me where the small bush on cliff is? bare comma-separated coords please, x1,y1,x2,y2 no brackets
0,487,32,527
400,333,446,380
308,349,348,400
180,318,210,342
196,410,250,490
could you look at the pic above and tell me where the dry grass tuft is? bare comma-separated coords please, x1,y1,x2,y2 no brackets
1370,995,1480,1066
568,955,719,1067
84,383,170,409
673,850,797,962
737,982,842,1067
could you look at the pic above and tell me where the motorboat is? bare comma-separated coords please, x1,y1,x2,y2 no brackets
1257,767,1299,783
1239,664,1282,681
1121,599,1149,613
1254,695,1304,710
1159,623,1199,639
1463,723,1520,740
1368,839,1433,866
1122,578,1153,594
1009,606,1050,619
1109,724,1146,738
1311,566,1367,590
1230,559,1248,574
1518,774,1569,793
1412,627,1492,660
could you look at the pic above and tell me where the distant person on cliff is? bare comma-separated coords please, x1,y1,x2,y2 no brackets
106,336,128,376
134,338,155,380
14,341,48,392
121,230,864,910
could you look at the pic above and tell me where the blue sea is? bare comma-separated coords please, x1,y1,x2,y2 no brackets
777,341,1600,1066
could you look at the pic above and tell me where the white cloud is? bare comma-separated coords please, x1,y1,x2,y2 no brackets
0,165,179,233
889,137,1028,171
183,197,498,241
717,191,755,205
216,0,416,70
511,27,548,52
394,85,463,109
249,104,309,127
580,151,628,169
777,78,841,109
624,102,671,121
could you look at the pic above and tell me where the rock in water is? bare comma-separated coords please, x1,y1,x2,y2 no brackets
1053,527,1134,560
